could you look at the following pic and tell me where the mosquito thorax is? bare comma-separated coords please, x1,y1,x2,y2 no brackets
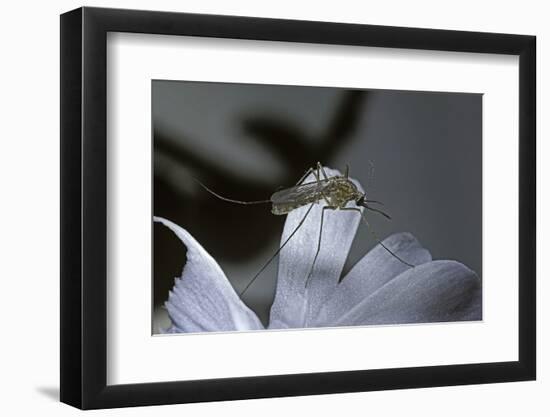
322,176,360,208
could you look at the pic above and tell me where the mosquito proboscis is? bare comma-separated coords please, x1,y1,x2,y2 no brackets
195,162,415,296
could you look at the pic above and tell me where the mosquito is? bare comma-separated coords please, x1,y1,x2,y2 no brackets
195,162,415,296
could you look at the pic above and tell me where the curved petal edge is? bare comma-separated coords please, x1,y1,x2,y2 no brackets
155,216,264,333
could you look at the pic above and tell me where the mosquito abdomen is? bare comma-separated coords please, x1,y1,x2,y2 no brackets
271,202,304,215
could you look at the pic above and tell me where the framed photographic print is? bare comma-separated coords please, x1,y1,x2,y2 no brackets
60,6,536,409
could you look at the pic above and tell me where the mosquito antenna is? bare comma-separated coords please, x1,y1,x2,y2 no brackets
358,210,415,268
240,203,315,297
364,204,392,220
365,199,384,206
192,177,271,205
356,196,387,214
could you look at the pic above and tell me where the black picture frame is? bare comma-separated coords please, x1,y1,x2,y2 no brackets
60,6,536,410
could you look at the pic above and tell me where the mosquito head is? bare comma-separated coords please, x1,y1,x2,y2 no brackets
355,194,367,207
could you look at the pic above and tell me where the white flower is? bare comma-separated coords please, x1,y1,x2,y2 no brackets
155,168,481,333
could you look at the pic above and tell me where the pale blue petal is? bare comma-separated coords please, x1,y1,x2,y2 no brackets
269,167,363,329
155,217,264,333
333,260,482,326
314,233,432,326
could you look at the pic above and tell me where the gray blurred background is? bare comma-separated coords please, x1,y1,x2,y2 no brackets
152,80,482,331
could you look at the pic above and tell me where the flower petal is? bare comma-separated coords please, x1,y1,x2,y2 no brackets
269,168,363,329
314,233,432,325
333,260,481,326
155,217,264,333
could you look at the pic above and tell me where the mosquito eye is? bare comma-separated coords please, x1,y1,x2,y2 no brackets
356,196,364,205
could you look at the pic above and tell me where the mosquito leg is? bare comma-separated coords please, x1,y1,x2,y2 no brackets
312,166,330,205
313,164,321,182
295,167,315,186
340,207,415,268
305,206,336,288
317,162,330,180
312,164,332,206
312,166,329,202
344,164,350,178
240,203,315,297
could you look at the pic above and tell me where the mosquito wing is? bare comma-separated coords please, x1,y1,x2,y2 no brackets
270,179,331,205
